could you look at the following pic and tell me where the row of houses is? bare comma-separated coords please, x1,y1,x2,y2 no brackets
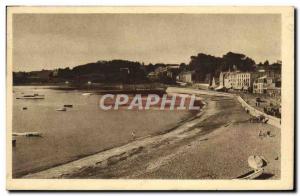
176,68,281,97
218,70,280,96
253,75,281,97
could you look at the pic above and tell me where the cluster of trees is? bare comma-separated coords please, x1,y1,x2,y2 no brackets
55,60,147,84
13,70,53,85
256,60,282,72
186,52,257,82
13,60,149,85
13,52,281,85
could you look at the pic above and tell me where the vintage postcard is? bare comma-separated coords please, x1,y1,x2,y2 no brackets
6,6,294,190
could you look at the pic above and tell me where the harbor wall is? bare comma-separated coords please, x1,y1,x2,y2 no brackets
166,87,235,98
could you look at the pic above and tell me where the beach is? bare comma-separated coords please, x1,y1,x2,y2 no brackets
23,91,280,179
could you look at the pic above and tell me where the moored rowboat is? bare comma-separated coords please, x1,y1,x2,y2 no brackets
13,132,41,137
236,168,264,179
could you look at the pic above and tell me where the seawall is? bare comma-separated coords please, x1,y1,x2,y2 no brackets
166,87,281,128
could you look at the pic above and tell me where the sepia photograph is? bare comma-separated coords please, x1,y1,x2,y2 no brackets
6,6,294,190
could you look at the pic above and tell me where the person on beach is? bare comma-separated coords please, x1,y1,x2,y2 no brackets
131,131,136,140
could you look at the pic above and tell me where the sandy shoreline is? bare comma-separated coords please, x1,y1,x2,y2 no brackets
22,92,280,179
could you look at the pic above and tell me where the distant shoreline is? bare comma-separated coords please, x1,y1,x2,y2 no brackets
13,83,172,95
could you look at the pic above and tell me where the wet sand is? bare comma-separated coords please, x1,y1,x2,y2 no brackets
24,94,280,179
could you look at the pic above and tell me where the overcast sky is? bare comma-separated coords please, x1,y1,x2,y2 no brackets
12,14,281,71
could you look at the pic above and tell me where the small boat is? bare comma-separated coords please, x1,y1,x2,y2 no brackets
23,95,35,98
56,107,67,111
63,104,73,108
82,93,92,96
236,168,264,179
22,107,28,110
17,94,45,100
23,93,44,97
17,96,45,100
13,132,42,137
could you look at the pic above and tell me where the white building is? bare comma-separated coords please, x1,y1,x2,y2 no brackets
253,75,276,94
178,71,193,83
219,72,232,88
232,72,251,90
219,71,251,90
